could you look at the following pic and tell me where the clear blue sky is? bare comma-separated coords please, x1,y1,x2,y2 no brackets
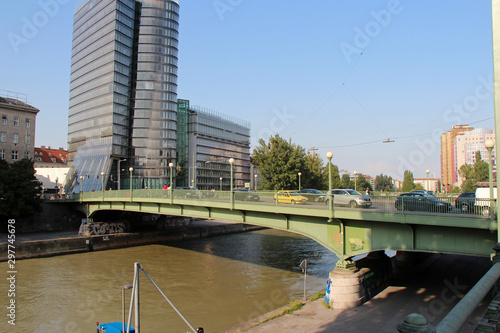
0,0,495,180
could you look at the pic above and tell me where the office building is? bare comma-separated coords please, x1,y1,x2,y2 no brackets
66,0,180,192
440,125,474,192
177,100,251,190
454,128,496,187
0,93,38,163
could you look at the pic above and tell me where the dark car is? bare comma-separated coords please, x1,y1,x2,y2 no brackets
409,190,436,197
234,188,260,201
174,187,214,199
455,192,476,212
395,192,452,213
297,189,325,202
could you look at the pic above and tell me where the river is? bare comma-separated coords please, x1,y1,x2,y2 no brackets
1,228,338,333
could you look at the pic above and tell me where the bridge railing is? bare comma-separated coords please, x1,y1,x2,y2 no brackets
70,190,496,219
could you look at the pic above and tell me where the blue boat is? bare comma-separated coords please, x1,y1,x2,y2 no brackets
96,321,135,333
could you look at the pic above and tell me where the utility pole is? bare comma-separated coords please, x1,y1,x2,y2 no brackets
308,147,318,155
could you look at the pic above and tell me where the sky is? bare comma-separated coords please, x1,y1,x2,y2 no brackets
0,0,496,181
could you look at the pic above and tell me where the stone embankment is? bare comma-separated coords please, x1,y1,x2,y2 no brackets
0,220,262,261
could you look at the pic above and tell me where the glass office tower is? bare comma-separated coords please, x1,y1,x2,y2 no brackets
67,0,179,192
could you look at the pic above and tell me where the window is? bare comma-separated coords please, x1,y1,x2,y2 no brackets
0,132,5,142
13,133,19,144
12,151,18,161
0,150,4,160
1,115,6,125
13,117,19,126
25,118,30,128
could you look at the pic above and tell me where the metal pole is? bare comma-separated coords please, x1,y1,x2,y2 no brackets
229,158,234,209
101,171,105,201
129,167,133,202
492,0,500,243
134,263,140,333
326,152,333,220
426,169,430,191
122,284,132,333
298,172,302,191
220,177,222,191
169,163,174,205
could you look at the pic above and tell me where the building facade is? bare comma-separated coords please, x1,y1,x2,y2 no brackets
66,0,180,192
0,95,38,163
440,125,474,192
454,128,496,187
177,100,251,190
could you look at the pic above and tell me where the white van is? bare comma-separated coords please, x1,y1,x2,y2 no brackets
474,187,497,215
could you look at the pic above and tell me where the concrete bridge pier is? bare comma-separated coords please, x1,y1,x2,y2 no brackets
324,251,393,309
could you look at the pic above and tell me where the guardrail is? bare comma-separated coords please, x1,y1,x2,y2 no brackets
64,189,496,220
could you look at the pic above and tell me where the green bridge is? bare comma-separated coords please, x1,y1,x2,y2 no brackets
71,189,498,264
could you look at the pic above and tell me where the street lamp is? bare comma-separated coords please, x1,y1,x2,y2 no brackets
101,171,105,201
220,177,223,191
485,139,495,217
354,171,358,191
121,284,133,333
169,162,174,204
326,152,333,218
298,172,302,191
129,167,134,201
79,175,84,202
254,174,258,190
426,169,430,191
229,158,235,209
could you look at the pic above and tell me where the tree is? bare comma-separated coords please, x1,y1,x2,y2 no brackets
341,174,352,189
474,151,489,183
304,152,331,190
355,174,372,193
252,135,307,190
0,158,42,218
375,174,394,192
458,151,490,192
402,170,416,192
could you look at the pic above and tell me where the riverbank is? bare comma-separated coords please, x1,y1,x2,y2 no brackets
0,219,263,261
225,253,493,333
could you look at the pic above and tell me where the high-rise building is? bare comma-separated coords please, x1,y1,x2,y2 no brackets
0,93,38,163
454,128,496,187
176,100,251,190
66,0,180,191
440,125,474,192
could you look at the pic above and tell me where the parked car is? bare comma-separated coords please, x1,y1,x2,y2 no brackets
409,190,436,197
274,191,308,204
395,192,452,213
455,192,476,212
297,189,325,202
234,188,260,201
325,189,372,208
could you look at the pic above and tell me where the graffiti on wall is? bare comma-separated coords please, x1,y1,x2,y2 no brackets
78,219,129,236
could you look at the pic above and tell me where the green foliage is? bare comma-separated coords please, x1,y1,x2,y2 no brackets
304,152,329,190
252,135,307,190
458,151,491,192
402,170,416,192
323,161,341,190
375,174,394,192
341,174,353,189
0,159,42,218
355,174,372,192
450,186,461,193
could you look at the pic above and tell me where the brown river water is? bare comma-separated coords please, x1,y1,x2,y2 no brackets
1,229,338,333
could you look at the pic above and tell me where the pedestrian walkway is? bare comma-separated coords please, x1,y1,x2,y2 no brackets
227,254,493,332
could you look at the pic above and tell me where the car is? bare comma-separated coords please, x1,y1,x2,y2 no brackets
455,192,476,212
297,189,325,202
274,191,308,204
234,188,260,201
395,192,452,213
174,187,214,199
325,189,372,208
409,190,436,197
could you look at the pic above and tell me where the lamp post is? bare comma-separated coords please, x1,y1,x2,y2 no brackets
121,284,133,333
326,152,333,218
220,177,223,191
298,172,302,191
426,169,430,191
101,171,105,201
254,174,258,190
79,175,84,202
117,159,126,190
229,158,235,209
129,167,134,202
485,139,495,218
169,162,174,204
353,171,358,191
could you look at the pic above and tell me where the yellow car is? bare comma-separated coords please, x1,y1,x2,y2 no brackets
274,191,309,204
